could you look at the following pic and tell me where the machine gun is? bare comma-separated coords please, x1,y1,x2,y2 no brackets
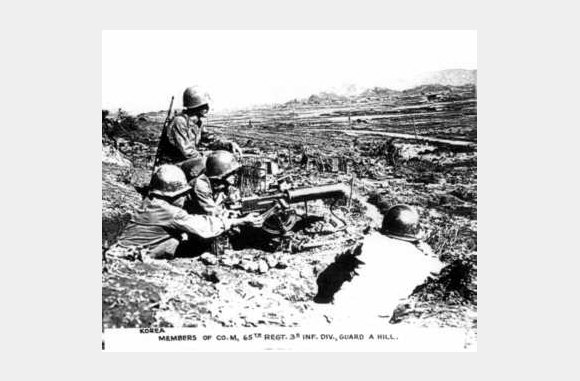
227,183,350,235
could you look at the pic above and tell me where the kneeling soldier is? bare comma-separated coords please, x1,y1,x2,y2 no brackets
156,86,243,166
107,164,261,261
182,150,241,217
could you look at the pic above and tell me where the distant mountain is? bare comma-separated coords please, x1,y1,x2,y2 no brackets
289,69,477,105
402,84,453,95
359,87,399,98
291,91,349,105
416,69,476,87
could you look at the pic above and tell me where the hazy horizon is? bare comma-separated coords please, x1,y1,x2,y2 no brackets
102,31,477,114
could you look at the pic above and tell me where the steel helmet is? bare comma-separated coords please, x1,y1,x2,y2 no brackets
183,86,209,110
179,156,207,182
149,165,191,197
206,150,241,179
381,204,421,241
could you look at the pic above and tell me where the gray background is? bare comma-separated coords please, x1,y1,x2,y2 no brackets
1,0,575,379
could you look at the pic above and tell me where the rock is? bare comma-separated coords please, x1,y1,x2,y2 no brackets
221,256,240,267
275,256,289,269
265,255,278,268
248,280,264,289
258,260,269,274
200,252,218,266
239,259,251,271
248,262,260,273
240,259,259,273
201,270,220,283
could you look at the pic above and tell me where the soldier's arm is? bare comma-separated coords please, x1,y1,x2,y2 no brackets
192,176,221,216
169,117,202,159
199,125,229,150
200,125,243,155
171,209,231,239
171,209,262,239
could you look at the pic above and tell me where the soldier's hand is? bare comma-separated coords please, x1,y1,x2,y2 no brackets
240,212,263,228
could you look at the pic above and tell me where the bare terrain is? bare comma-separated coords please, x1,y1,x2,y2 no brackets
102,83,477,339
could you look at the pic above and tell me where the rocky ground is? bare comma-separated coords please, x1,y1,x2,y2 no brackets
102,85,477,342
103,158,378,328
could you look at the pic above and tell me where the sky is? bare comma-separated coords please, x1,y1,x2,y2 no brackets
102,30,476,113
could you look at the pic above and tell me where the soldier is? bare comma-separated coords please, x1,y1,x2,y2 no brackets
183,150,242,217
156,87,243,166
385,138,399,167
300,149,309,168
315,204,443,326
106,165,261,261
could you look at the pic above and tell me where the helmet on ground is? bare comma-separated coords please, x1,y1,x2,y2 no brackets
206,150,241,179
183,86,209,110
381,204,421,241
149,164,191,197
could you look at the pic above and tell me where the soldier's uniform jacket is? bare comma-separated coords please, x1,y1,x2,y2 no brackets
157,113,230,165
328,232,443,326
115,196,231,252
185,174,222,216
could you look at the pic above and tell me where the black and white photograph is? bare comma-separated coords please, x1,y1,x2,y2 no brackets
101,30,477,351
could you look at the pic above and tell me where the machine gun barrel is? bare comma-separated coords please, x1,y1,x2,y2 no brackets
286,184,348,203
236,192,285,213
234,183,349,214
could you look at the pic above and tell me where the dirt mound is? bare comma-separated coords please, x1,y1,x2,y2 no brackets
102,144,132,167
102,162,141,246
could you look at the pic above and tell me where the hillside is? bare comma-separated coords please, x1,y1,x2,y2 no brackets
417,69,477,87
102,79,477,348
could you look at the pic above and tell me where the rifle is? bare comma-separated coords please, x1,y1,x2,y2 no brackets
227,183,350,235
151,96,175,175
